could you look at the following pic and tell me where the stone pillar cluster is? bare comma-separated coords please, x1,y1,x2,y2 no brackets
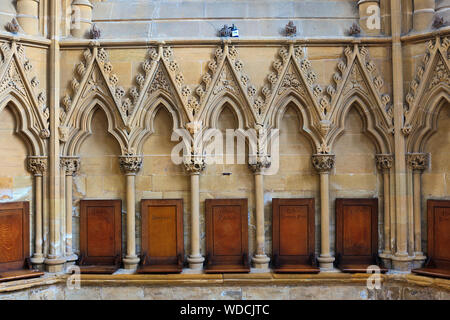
413,0,436,31
27,156,47,267
119,153,143,270
312,154,335,271
407,153,429,268
248,153,271,269
376,154,394,266
60,156,80,264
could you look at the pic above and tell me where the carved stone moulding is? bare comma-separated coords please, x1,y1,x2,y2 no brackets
183,154,206,174
60,156,81,176
407,153,429,172
312,154,335,173
375,154,394,172
27,156,47,176
119,154,143,175
248,153,271,174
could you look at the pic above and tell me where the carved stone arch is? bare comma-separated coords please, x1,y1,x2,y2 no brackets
192,44,259,124
0,41,50,142
328,94,392,154
60,45,129,141
405,36,449,131
129,94,186,155
408,93,450,153
0,93,45,156
62,96,128,156
205,93,248,130
326,45,393,136
265,92,321,154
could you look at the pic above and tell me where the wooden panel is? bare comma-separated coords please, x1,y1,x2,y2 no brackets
272,198,318,273
86,206,115,257
427,200,450,269
342,205,372,256
139,199,183,273
79,200,122,267
205,199,249,273
413,200,450,279
336,198,379,272
433,207,450,262
0,202,29,272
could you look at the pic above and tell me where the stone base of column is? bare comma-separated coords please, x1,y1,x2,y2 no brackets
187,255,205,270
44,256,67,273
252,254,270,269
30,254,45,265
379,252,392,269
65,253,78,263
123,256,140,270
317,255,335,271
412,252,427,269
391,254,414,271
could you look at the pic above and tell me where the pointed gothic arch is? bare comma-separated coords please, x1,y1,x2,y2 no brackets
328,94,392,154
0,93,46,156
129,94,186,155
62,95,128,156
266,92,321,154
405,36,450,152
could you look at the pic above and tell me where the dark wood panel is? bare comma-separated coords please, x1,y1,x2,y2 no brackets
205,199,249,273
79,200,122,273
272,198,319,273
138,199,183,274
335,198,385,273
0,202,29,272
413,200,450,279
0,202,41,282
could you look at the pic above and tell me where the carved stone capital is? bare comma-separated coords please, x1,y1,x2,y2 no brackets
248,153,271,174
60,157,80,176
312,154,335,173
375,154,394,172
27,156,47,176
183,154,206,174
407,153,429,172
119,154,143,175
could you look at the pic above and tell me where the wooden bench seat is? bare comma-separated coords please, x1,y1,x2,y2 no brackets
0,269,44,283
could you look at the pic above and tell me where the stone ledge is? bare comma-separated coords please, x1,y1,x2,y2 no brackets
1,272,449,295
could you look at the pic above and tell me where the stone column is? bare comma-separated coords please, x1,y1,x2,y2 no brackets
184,154,206,270
407,153,429,268
249,153,271,270
413,0,435,31
391,0,412,271
71,0,93,38
28,156,47,268
60,156,80,264
376,154,394,266
16,0,40,35
358,0,381,35
312,154,335,271
119,154,142,270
